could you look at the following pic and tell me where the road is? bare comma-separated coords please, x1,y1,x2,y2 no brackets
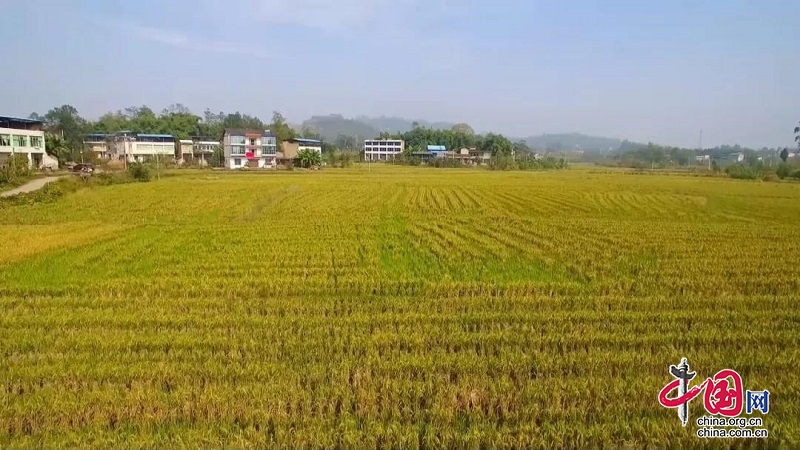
0,176,63,198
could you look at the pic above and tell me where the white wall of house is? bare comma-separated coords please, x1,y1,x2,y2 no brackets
0,127,49,168
111,140,175,161
225,156,275,169
299,144,322,154
364,139,404,161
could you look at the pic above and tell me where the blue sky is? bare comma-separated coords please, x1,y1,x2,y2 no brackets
1,0,798,148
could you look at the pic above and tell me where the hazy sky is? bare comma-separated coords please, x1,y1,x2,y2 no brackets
1,0,798,148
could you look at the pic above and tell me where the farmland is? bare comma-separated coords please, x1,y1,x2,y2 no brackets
1,166,799,449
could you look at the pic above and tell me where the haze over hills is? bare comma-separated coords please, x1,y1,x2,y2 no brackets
524,133,626,153
301,115,457,142
300,114,630,152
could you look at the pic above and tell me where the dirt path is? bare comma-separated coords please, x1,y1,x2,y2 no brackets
0,176,63,198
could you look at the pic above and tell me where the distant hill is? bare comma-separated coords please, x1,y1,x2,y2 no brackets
300,115,457,141
299,116,630,153
301,115,379,141
525,133,625,153
357,116,455,134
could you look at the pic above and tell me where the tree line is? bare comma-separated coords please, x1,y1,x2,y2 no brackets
28,104,534,165
28,104,299,164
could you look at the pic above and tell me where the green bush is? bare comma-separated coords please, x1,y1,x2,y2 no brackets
725,163,764,180
776,163,792,179
128,163,151,182
0,154,31,185
791,169,800,180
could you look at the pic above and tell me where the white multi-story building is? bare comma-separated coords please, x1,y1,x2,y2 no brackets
223,129,277,169
111,133,176,163
364,139,404,161
0,116,58,169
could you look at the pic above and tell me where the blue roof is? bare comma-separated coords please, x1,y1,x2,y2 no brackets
427,145,447,151
293,138,322,144
137,133,174,138
0,115,43,125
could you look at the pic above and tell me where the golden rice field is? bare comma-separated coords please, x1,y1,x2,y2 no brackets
1,166,799,449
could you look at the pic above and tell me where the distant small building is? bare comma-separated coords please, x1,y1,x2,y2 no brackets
176,139,193,164
695,155,710,162
223,129,277,169
0,115,58,169
364,139,404,161
85,133,112,159
281,138,322,158
191,138,220,166
111,132,176,163
728,152,745,163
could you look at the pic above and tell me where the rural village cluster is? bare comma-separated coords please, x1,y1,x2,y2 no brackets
0,115,495,170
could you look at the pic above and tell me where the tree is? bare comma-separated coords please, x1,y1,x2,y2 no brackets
209,145,224,167
780,147,789,163
44,134,70,165
795,122,800,150
451,123,474,136
269,111,295,145
297,149,322,168
513,140,531,155
43,105,87,158
480,133,513,156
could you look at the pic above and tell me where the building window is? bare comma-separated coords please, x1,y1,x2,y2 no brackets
231,145,245,155
230,136,245,145
234,158,241,166
12,135,27,147
0,135,9,146
29,136,43,148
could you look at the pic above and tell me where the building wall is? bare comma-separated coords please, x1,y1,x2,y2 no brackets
85,142,109,158
281,142,300,159
299,144,322,154
225,156,273,169
364,140,404,161
110,139,175,161
0,127,47,167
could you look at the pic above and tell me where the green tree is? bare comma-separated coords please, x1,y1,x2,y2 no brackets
159,104,201,140
451,123,475,136
42,104,88,161
44,134,70,165
209,145,224,167
480,133,513,156
297,149,322,168
780,147,789,163
269,111,295,146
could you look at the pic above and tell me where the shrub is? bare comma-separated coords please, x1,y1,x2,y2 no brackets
128,163,151,182
0,154,31,185
776,163,792,179
791,169,800,180
725,163,764,180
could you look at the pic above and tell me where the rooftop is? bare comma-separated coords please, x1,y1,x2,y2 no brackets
137,133,174,139
291,138,323,144
225,129,275,137
0,115,45,131
427,145,447,151
0,115,44,125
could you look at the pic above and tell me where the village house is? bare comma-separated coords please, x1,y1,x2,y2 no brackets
0,116,58,169
223,129,277,169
